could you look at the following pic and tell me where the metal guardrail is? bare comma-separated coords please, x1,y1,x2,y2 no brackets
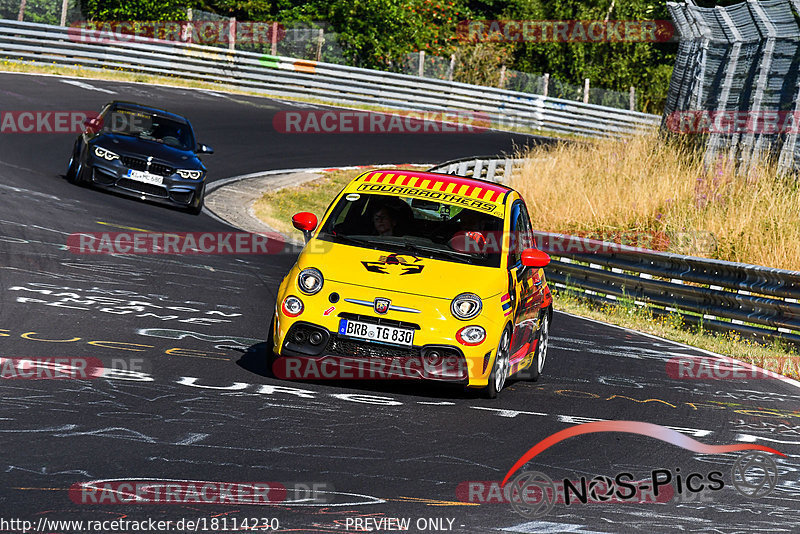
0,19,661,138
428,156,529,183
432,158,800,347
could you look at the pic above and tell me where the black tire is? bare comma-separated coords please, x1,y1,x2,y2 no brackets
267,314,279,372
187,188,204,215
483,327,511,399
66,142,80,183
528,309,551,382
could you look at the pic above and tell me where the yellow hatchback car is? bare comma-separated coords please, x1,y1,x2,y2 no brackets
269,169,553,397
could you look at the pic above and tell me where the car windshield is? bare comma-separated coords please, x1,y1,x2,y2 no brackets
318,192,504,267
102,108,195,151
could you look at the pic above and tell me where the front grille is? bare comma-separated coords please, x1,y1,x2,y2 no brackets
116,179,169,197
92,168,116,185
120,156,174,177
337,312,421,330
327,335,420,359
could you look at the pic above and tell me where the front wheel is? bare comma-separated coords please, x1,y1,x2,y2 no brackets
187,188,205,215
528,309,550,382
483,328,511,399
66,142,81,183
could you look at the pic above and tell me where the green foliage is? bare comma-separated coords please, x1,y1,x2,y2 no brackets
506,0,676,113
81,0,190,20
278,0,466,69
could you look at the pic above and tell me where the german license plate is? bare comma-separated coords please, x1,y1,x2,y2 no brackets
338,319,414,346
127,169,163,185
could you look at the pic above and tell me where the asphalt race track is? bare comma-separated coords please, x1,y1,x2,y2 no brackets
1,72,799,533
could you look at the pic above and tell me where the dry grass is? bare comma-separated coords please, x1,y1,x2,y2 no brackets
513,131,800,270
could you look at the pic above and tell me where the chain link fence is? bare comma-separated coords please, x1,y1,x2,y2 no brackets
400,51,639,111
664,0,800,174
0,0,81,25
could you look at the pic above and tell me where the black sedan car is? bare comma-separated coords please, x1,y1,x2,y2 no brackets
66,101,213,214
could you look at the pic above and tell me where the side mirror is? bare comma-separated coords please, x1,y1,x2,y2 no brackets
292,212,318,242
83,117,100,132
521,248,550,268
196,143,214,154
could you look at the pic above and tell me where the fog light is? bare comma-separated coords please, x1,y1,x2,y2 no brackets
293,330,308,343
309,332,324,345
457,325,486,346
281,296,304,317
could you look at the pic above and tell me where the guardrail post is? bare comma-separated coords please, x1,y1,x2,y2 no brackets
542,73,549,97
418,50,425,77
499,65,506,88
583,78,590,104
229,17,236,51
17,0,26,22
629,86,635,111
271,22,278,55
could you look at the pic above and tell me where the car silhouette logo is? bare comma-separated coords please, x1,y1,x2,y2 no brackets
374,298,391,314
362,254,424,275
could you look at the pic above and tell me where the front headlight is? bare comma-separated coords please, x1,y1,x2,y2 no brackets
94,146,119,161
177,169,203,180
297,268,323,295
451,292,482,320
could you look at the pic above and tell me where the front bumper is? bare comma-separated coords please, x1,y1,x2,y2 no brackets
88,154,204,208
272,282,506,387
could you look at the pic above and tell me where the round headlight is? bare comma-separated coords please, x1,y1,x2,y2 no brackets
457,325,486,346
281,296,304,317
451,292,482,320
297,268,323,295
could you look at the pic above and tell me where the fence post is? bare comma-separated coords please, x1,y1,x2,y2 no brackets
629,86,635,111
228,17,236,51
499,65,506,88
418,50,425,77
17,0,26,22
316,29,324,61
542,73,549,97
583,78,590,103
447,54,455,81
60,0,68,26
183,7,193,44
271,22,278,55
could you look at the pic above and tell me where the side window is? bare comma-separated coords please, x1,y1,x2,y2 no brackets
508,201,533,268
519,202,533,253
